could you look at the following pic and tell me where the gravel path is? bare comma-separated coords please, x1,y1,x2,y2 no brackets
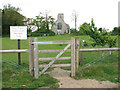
48,68,118,88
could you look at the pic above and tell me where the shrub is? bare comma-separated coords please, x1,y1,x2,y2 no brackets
70,28,86,36
30,29,55,37
79,18,117,48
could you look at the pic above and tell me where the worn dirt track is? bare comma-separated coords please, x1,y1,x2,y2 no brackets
48,68,118,88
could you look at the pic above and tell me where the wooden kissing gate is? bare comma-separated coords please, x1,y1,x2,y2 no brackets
29,37,80,79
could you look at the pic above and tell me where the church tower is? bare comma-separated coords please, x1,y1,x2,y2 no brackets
52,13,70,35
58,13,64,20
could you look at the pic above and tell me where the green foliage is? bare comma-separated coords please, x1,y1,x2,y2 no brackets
111,27,120,35
30,29,55,36
70,28,86,35
0,9,2,36
25,14,56,32
27,28,32,34
79,18,117,48
2,4,25,36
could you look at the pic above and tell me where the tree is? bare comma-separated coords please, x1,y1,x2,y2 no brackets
79,18,117,48
26,11,55,32
111,27,119,35
2,4,25,35
39,11,55,31
23,17,33,34
0,9,2,36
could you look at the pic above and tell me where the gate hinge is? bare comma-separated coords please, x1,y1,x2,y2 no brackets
32,68,39,71
76,44,79,49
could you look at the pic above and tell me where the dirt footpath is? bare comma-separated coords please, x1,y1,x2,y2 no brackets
48,68,118,88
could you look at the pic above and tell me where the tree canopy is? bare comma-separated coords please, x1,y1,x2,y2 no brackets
24,12,55,32
2,4,25,35
111,27,120,35
79,18,117,48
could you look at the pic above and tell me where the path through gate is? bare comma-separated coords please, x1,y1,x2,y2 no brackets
29,37,79,79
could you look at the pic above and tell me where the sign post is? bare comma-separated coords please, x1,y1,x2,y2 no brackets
18,39,21,65
10,26,27,65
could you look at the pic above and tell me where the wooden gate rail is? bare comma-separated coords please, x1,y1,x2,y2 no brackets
39,64,71,68
39,49,71,53
39,48,120,53
0,49,28,53
32,40,71,44
39,44,71,76
29,38,120,79
39,57,71,61
29,37,80,78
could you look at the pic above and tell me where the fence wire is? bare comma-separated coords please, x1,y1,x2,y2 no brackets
0,57,29,72
1,51,113,73
79,52,110,72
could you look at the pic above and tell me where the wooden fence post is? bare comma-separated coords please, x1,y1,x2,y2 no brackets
80,40,84,65
71,37,75,77
71,37,79,77
75,38,80,72
102,51,104,56
33,38,39,79
29,38,34,75
109,50,112,55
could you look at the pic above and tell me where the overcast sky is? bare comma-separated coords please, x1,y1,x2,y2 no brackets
1,0,119,31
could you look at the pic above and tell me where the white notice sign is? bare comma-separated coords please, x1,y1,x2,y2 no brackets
10,26,27,39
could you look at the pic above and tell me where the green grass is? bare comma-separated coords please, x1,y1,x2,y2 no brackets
2,63,59,88
74,51,118,83
1,35,119,88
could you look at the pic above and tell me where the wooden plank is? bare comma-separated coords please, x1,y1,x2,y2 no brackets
39,48,120,53
39,70,71,75
80,40,84,65
39,57,71,61
29,38,34,75
32,40,71,45
39,49,71,53
0,49,28,53
39,44,71,76
39,64,71,68
33,38,39,79
80,48,120,52
75,37,80,72
71,37,76,77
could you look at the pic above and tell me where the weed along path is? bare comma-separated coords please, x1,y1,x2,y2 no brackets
48,68,118,88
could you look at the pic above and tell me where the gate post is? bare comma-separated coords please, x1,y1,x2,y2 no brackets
75,37,80,71
75,38,80,72
29,38,34,75
33,38,39,79
71,37,75,77
71,37,79,77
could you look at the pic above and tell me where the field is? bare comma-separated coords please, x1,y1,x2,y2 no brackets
1,35,119,88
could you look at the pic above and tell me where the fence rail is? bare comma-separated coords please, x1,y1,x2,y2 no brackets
32,40,71,45
0,49,28,53
1,48,118,53
39,64,71,68
39,49,71,53
39,48,120,53
39,57,71,61
80,48,120,52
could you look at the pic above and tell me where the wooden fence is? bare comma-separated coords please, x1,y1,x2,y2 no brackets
0,49,28,53
29,37,80,78
29,37,120,79
1,38,119,79
0,48,119,53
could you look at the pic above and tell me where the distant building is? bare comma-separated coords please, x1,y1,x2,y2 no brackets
52,13,70,35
